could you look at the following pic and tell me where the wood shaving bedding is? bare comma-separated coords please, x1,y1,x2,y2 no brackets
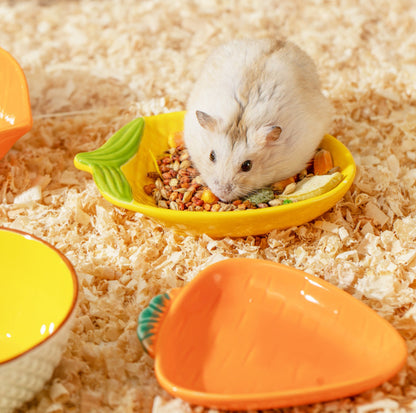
1,0,416,412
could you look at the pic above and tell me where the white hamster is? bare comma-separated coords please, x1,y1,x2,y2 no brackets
183,38,333,202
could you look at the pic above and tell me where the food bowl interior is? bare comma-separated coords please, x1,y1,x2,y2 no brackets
122,111,353,208
0,229,77,363
155,259,406,397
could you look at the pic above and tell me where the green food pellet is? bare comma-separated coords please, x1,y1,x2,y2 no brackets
246,188,274,205
283,199,293,204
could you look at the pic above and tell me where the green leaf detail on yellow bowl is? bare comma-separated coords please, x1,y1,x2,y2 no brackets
74,117,144,203
137,289,180,358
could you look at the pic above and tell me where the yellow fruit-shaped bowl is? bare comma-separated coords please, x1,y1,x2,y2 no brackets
74,111,356,238
0,228,78,413
0,48,33,160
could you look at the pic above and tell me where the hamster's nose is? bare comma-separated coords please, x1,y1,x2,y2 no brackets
214,180,233,194
213,182,235,202
224,183,233,193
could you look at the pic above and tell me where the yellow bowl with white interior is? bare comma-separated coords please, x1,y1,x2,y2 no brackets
0,228,78,412
74,111,356,238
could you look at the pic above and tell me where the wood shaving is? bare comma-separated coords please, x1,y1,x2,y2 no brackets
13,185,42,205
1,1,416,413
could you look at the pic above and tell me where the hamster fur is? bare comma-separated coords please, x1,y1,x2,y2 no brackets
183,38,333,202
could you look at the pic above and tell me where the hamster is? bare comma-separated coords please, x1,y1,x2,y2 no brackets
183,38,333,202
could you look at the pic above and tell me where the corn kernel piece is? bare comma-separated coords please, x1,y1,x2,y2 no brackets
201,189,219,204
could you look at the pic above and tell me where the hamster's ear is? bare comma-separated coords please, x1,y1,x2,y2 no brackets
254,125,282,147
266,126,282,143
196,110,220,132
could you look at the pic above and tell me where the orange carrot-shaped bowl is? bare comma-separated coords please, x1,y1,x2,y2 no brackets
0,48,33,160
137,258,407,410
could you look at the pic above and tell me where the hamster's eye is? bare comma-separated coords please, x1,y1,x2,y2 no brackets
241,160,252,172
209,150,216,162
